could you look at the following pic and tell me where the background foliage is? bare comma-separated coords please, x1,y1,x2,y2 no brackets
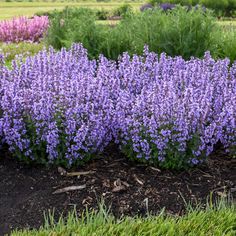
149,0,236,17
46,6,236,61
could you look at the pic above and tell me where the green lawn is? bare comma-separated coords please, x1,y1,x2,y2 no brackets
0,1,144,20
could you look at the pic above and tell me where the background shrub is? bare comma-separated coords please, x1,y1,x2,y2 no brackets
149,0,236,17
104,6,218,60
36,7,113,21
96,9,110,20
46,7,222,61
149,0,192,6
112,3,133,17
200,0,228,16
154,7,215,59
46,7,104,58
214,29,236,62
226,0,236,16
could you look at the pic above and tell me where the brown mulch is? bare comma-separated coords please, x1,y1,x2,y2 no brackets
0,146,235,235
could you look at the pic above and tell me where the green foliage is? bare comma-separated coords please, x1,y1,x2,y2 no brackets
215,29,236,65
46,7,103,58
223,0,236,17
12,200,236,236
35,7,107,20
46,6,219,61
35,6,131,21
200,0,228,16
201,0,228,10
112,3,133,17
0,42,44,63
96,8,110,20
149,0,192,6
149,0,236,16
121,126,205,170
35,9,60,18
143,6,215,59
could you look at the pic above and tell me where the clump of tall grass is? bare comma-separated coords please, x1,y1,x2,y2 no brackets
46,7,103,58
12,199,236,236
102,6,216,60
46,6,234,61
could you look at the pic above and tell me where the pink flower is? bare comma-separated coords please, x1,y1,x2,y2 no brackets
0,16,49,43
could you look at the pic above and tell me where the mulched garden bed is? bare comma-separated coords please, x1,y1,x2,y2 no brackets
0,145,235,235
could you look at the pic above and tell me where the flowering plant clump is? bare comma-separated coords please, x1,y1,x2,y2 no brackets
115,49,235,168
0,16,49,43
0,44,235,168
0,44,115,165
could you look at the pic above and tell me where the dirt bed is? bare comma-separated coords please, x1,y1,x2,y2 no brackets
0,146,235,235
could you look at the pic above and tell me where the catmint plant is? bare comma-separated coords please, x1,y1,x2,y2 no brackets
0,44,235,168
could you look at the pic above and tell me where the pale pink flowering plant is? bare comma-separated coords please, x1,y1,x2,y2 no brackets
0,16,49,43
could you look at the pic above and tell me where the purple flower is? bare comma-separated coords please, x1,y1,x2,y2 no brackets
0,44,235,168
159,3,175,12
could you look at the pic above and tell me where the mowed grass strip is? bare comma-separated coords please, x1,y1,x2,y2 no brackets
12,202,236,236
0,1,144,20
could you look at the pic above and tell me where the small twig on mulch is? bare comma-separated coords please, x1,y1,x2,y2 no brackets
112,179,129,192
149,166,161,172
58,167,95,177
133,174,144,185
67,171,95,177
52,185,86,194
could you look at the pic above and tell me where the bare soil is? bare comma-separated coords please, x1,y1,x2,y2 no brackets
0,146,235,235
